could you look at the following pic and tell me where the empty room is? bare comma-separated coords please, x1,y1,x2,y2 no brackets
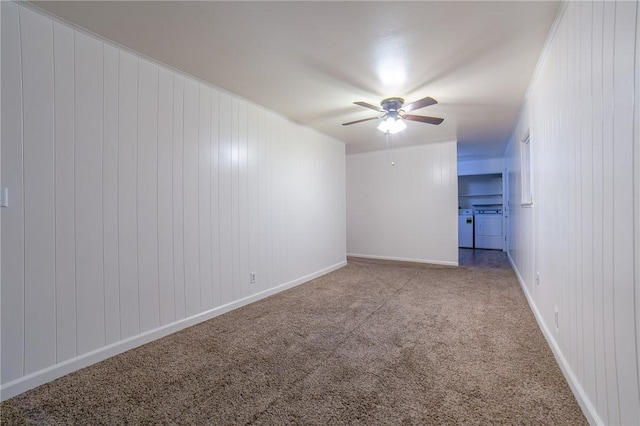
1,1,639,424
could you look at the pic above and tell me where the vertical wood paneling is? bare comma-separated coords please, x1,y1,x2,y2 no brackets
293,128,303,269
612,2,639,423
218,92,233,305
310,132,320,270
601,4,620,424
2,4,346,396
210,89,222,308
258,109,269,292
284,121,293,279
157,68,175,325
590,1,609,418
53,21,77,361
562,3,575,378
238,100,250,297
118,50,140,339
435,145,446,255
558,3,571,357
103,43,120,345
506,1,640,424
1,1,25,383
248,103,259,289
20,7,56,373
335,143,347,265
570,1,581,380
281,120,291,282
182,79,200,316
579,0,596,402
231,98,241,300
137,59,160,332
265,112,274,291
198,85,213,310
270,115,279,286
172,75,186,320
635,4,640,418
271,116,282,286
75,32,105,354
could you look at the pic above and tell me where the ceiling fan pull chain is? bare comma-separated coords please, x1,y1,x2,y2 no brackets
385,131,396,167
390,133,396,167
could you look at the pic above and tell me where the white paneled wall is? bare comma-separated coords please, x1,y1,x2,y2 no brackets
0,2,346,400
346,142,458,266
506,2,640,424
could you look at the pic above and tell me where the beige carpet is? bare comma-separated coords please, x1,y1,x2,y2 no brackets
1,250,587,425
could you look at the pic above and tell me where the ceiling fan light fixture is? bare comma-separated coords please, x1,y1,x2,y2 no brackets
377,116,406,134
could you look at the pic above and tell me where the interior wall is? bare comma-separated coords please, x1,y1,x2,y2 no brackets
457,157,504,176
505,2,639,425
1,2,346,400
346,141,458,266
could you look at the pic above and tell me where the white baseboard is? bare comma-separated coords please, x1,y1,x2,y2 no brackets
0,260,347,402
346,253,458,267
506,253,602,426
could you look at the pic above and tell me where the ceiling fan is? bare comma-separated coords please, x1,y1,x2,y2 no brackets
342,96,444,133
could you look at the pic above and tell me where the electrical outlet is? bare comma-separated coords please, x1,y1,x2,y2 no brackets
554,306,559,332
250,272,257,284
536,272,540,286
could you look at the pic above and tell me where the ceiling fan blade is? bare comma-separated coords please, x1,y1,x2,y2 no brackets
354,101,384,112
403,96,438,112
403,114,444,125
342,116,381,126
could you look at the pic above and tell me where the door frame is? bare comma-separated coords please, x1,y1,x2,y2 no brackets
503,166,509,252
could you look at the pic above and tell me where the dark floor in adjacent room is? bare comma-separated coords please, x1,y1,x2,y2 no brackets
1,249,586,425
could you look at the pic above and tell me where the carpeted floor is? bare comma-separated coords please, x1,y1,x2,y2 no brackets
1,249,586,425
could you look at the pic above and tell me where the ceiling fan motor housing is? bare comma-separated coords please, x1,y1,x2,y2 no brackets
381,97,405,112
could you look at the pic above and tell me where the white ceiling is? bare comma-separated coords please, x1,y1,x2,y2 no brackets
32,1,559,158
